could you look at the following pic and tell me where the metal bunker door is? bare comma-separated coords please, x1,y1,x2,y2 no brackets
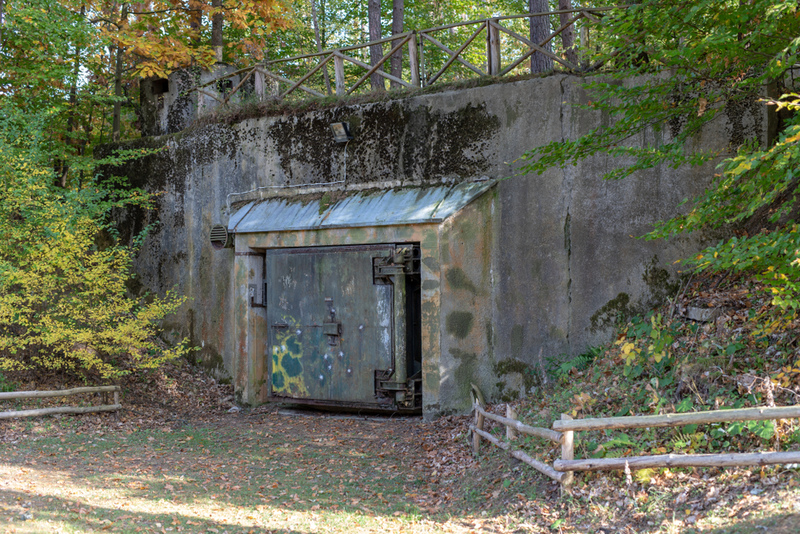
266,244,421,411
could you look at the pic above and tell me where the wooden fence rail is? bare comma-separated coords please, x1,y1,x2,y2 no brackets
470,403,567,483
191,6,618,106
470,401,800,492
551,405,800,432
0,386,121,420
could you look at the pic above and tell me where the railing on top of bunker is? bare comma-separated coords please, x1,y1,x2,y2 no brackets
191,6,619,107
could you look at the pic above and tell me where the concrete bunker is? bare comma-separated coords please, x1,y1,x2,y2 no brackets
227,180,496,414
112,73,768,418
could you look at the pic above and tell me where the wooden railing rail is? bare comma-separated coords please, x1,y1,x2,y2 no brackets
554,451,800,472
470,403,567,483
0,385,121,420
190,6,618,106
470,401,800,493
475,403,563,443
551,405,800,432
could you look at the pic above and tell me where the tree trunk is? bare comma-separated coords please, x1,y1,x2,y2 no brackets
368,0,383,91
112,5,128,143
311,0,332,94
212,0,223,62
189,0,203,45
60,4,86,187
558,0,578,67
390,0,404,89
0,0,5,46
529,0,552,73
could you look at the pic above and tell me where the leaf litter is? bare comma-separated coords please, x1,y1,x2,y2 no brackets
1,273,800,532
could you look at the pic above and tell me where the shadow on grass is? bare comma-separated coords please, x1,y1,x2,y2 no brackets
0,488,307,534
0,415,468,530
703,512,800,534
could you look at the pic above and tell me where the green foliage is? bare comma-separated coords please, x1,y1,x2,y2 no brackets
549,345,602,382
521,0,800,316
616,312,679,377
0,371,16,392
0,105,190,378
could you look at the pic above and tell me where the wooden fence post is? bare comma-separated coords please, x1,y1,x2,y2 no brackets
408,32,420,87
334,54,346,96
506,404,518,440
487,19,501,75
561,413,574,491
580,23,589,69
473,403,485,455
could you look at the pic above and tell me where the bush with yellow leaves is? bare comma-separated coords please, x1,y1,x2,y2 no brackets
0,110,190,379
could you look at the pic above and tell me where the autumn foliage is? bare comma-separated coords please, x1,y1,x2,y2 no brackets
0,107,191,378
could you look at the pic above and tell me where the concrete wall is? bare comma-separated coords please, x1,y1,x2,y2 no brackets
112,73,766,416
438,190,497,413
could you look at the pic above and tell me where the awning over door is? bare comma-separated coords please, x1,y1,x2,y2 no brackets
228,179,495,233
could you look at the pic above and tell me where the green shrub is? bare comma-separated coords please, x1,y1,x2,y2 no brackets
0,106,191,378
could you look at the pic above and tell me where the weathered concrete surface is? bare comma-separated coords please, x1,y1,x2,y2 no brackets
112,73,766,417
140,65,247,136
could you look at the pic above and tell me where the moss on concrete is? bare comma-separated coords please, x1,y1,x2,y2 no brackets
446,267,478,294
493,358,537,402
318,192,332,215
449,348,478,405
642,255,679,305
590,292,635,332
198,349,226,377
446,311,474,339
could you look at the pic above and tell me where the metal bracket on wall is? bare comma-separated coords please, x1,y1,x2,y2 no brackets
248,283,266,308
372,245,420,285
323,297,341,345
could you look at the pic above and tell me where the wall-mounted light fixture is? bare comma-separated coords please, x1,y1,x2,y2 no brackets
329,122,354,143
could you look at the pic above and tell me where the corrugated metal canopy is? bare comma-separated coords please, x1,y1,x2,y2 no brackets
228,180,495,234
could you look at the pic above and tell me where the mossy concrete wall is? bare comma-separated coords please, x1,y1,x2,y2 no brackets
115,73,766,416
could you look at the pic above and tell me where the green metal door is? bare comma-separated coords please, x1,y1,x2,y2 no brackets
266,245,396,406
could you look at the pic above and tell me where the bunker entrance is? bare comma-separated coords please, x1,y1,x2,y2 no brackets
266,244,421,412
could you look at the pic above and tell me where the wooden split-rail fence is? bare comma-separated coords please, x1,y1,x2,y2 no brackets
0,386,121,420
471,402,800,491
193,6,616,107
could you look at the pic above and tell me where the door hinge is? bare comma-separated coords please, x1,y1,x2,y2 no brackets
373,245,420,285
